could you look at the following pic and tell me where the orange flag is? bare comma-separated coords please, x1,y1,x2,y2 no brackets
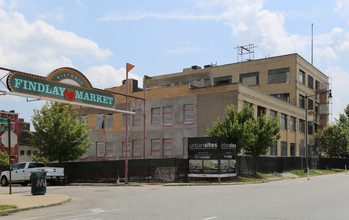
127,63,135,72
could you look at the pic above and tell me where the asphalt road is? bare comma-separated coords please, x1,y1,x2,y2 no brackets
2,173,349,220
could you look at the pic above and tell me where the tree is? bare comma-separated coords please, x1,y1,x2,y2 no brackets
207,105,281,174
30,102,92,163
0,151,9,166
315,124,348,168
207,105,256,154
244,114,281,173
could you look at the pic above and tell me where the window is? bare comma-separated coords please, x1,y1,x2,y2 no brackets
105,114,113,129
204,79,210,87
290,143,296,156
183,138,188,156
81,115,88,124
257,106,266,117
281,141,287,156
27,150,31,156
308,99,314,110
299,95,305,108
10,122,14,131
299,119,305,133
270,141,277,156
163,106,173,126
290,117,296,131
214,76,232,86
281,114,287,129
133,140,142,157
151,139,161,156
308,75,314,89
151,108,161,125
96,114,104,129
299,140,305,156
174,82,180,86
132,109,142,127
196,80,202,87
240,72,259,86
184,105,195,125
122,142,131,157
20,150,25,155
163,138,173,156
96,142,105,157
308,124,313,135
299,70,305,84
315,80,320,91
268,68,290,84
270,110,277,119
181,81,188,86
106,142,113,157
33,150,38,155
271,93,290,102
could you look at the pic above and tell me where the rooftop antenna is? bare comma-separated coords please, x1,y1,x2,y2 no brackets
235,44,257,62
311,23,314,65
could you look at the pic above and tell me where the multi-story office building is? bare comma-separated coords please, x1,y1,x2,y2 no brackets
73,53,330,160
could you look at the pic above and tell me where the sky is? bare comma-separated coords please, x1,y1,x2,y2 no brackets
0,0,348,128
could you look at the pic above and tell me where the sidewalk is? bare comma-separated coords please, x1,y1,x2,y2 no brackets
0,193,70,215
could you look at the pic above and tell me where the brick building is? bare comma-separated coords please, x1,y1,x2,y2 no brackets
72,53,330,161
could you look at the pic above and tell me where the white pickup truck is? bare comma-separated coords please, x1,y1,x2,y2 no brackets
0,161,65,186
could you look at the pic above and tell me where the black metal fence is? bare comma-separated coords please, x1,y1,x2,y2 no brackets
0,157,345,183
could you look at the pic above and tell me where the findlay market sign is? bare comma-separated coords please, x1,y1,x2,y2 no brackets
6,67,117,109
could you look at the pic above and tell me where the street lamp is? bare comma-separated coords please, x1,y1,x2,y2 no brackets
305,89,332,179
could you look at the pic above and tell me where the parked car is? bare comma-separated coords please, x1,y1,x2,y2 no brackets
0,161,65,186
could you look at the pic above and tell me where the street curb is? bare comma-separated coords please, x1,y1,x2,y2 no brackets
0,196,71,216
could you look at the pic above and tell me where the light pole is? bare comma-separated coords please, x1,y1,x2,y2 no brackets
304,89,332,179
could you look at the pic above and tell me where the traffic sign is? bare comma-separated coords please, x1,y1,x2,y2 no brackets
0,126,8,132
0,118,9,124
1,131,17,148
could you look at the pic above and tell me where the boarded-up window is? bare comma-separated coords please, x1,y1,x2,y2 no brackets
122,113,131,128
163,106,173,126
132,109,142,127
122,142,131,157
163,138,173,156
81,115,88,124
240,72,259,86
133,140,142,157
96,114,104,129
183,138,188,156
151,139,161,156
151,108,161,125
105,114,113,129
184,105,195,125
106,142,113,157
96,142,105,157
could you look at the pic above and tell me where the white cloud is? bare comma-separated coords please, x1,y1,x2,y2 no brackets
0,9,112,75
84,64,143,89
325,66,349,122
335,0,349,16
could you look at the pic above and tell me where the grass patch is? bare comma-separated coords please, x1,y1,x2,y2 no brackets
0,205,17,210
286,169,345,178
233,173,276,182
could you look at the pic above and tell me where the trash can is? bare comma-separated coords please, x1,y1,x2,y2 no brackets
30,171,47,195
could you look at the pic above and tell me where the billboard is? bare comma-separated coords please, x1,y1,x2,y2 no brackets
188,137,237,178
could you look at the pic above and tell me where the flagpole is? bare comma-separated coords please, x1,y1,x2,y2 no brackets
125,63,129,184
